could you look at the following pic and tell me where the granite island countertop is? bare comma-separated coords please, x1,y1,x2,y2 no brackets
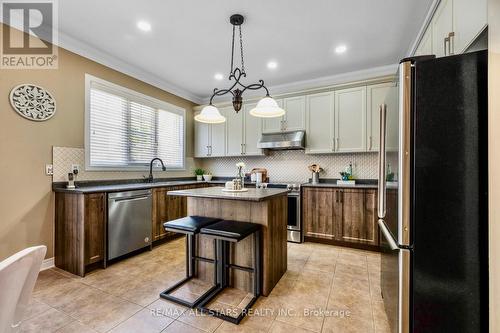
167,186,289,202
52,178,253,194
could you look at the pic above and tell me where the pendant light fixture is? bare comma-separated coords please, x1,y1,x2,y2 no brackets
195,14,285,123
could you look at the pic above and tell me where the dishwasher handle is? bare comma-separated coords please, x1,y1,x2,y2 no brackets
112,195,151,203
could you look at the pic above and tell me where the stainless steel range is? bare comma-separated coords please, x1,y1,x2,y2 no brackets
266,183,302,243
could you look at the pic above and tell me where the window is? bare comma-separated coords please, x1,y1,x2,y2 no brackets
85,75,185,170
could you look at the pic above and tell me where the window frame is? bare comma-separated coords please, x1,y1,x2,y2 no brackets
84,74,186,171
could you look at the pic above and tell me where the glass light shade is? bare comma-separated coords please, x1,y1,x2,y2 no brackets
249,96,286,118
194,105,226,123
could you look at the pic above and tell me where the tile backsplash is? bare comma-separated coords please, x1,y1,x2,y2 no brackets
199,150,391,183
52,146,195,182
53,147,397,184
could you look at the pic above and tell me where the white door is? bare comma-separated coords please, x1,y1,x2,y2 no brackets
415,27,433,56
262,99,284,133
432,0,453,57
367,83,398,152
225,107,244,156
305,92,334,154
209,107,228,157
243,103,263,156
453,0,487,53
283,96,305,131
194,112,210,157
334,86,367,152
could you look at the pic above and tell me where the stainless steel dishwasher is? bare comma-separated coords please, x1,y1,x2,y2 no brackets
108,189,152,260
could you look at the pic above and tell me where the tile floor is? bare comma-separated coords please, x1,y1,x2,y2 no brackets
22,238,390,333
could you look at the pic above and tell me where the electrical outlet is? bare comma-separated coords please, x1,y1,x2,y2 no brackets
71,164,80,175
45,164,53,175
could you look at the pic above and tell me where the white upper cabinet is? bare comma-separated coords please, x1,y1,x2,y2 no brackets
417,0,487,57
334,86,367,152
194,113,210,158
415,26,433,56
262,96,306,133
432,0,453,57
367,83,398,152
243,102,264,156
305,92,334,154
210,107,228,157
283,96,306,131
193,111,226,158
453,0,487,53
262,99,283,133
225,107,244,156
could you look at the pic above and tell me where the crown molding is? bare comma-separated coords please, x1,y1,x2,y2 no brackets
200,63,398,105
405,0,441,57
57,31,205,104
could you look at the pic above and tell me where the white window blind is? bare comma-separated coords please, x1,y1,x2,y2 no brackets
86,76,185,170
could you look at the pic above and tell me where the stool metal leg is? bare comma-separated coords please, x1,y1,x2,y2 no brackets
197,231,262,325
160,233,220,308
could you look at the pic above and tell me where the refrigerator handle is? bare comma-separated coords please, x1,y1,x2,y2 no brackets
378,104,387,218
378,220,398,250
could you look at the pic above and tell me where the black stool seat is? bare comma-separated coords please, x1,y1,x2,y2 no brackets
164,216,221,234
200,220,261,242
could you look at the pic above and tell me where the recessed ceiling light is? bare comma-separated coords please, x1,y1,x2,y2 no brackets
267,61,278,69
137,20,152,32
214,73,224,80
335,45,347,54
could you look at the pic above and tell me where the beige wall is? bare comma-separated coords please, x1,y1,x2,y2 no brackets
0,24,196,260
489,0,500,331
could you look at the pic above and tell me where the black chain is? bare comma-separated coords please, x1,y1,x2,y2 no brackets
239,25,245,74
230,24,235,75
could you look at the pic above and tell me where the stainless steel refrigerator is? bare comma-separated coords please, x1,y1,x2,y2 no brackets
377,51,488,333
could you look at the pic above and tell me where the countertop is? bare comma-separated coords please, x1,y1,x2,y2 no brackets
167,186,289,202
301,180,397,189
52,178,243,194
301,178,378,189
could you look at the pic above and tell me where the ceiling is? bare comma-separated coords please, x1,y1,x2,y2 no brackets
54,0,433,103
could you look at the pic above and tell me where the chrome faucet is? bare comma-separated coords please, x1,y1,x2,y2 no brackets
148,158,166,183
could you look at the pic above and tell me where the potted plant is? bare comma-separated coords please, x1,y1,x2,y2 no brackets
203,172,213,181
194,168,205,181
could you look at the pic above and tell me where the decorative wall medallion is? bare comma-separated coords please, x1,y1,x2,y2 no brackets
9,84,57,121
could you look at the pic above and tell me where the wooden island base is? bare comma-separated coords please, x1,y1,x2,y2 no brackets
186,195,287,296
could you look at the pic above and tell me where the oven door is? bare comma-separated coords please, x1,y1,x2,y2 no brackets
287,193,301,243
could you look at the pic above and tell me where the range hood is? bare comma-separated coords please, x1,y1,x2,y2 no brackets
257,130,305,150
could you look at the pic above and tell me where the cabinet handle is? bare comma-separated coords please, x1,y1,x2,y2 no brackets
448,32,455,55
206,145,210,156
444,36,450,56
369,136,372,150
332,138,335,151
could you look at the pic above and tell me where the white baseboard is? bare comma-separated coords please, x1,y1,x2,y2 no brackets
40,257,55,271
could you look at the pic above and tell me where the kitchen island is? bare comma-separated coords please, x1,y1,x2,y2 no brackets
167,186,288,296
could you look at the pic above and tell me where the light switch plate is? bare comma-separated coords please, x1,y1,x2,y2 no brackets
45,164,53,175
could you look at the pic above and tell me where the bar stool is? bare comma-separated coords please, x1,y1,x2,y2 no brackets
197,220,262,324
160,216,221,308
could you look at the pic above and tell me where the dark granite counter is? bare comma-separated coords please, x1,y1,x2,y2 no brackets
52,177,254,194
167,186,289,202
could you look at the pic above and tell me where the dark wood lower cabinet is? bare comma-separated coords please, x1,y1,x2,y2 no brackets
303,187,380,250
55,192,106,276
152,183,209,242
